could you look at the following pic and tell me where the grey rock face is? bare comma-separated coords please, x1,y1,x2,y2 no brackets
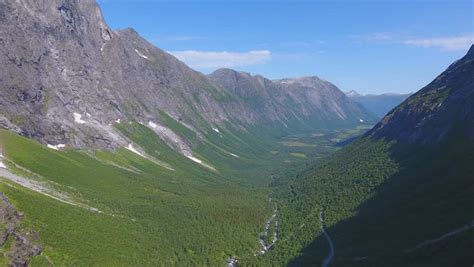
0,0,231,150
0,0,376,152
366,45,474,143
209,69,377,125
0,192,41,266
1,0,123,148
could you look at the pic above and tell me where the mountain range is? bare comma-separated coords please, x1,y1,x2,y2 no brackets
0,1,375,265
0,0,374,157
345,91,411,118
0,0,472,266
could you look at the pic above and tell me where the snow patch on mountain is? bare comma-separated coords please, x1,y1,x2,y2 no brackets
183,152,216,171
135,49,149,60
73,113,86,124
126,143,144,157
47,144,66,151
229,152,240,158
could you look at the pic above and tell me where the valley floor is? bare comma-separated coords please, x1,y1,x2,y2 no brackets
0,125,370,266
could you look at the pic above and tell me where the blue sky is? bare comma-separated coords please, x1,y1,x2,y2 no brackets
97,0,473,94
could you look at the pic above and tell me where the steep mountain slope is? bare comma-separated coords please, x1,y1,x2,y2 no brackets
0,0,236,153
209,69,377,133
0,0,379,265
0,0,374,163
0,128,276,266
346,91,411,117
367,45,474,142
249,45,474,266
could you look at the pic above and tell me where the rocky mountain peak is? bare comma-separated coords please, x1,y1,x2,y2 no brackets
10,0,112,40
116,27,140,37
366,46,474,143
467,44,474,57
345,90,362,97
210,70,376,125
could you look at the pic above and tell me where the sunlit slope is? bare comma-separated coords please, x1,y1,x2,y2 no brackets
0,129,272,265
0,118,373,265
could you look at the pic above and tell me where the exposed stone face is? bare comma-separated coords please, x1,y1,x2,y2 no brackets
209,69,376,125
0,192,41,266
0,0,376,151
366,45,474,143
0,0,230,149
1,0,122,148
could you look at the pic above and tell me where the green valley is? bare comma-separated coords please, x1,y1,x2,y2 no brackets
0,0,472,266
245,45,474,266
0,121,368,265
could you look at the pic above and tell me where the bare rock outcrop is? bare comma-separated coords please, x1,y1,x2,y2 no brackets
0,193,41,266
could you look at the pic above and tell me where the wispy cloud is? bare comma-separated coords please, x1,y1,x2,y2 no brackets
403,35,474,51
353,32,473,52
364,32,394,42
351,32,396,43
168,50,272,68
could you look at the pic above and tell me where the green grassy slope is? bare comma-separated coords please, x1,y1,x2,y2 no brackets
0,118,369,266
0,129,274,265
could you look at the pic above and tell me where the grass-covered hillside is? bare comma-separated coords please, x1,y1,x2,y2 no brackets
0,128,272,266
0,117,369,265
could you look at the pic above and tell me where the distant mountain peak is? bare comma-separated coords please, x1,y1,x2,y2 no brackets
345,90,362,97
276,76,324,83
209,70,377,125
117,27,139,36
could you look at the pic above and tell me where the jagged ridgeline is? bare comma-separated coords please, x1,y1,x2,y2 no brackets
0,0,376,265
250,45,473,266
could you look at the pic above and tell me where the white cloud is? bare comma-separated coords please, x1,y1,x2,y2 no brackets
354,32,473,52
403,35,474,51
364,32,394,42
168,50,272,68
351,32,395,43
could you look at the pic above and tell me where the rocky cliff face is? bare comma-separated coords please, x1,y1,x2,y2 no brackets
209,69,376,127
1,0,118,148
366,45,474,143
0,0,375,153
0,192,41,266
0,0,233,150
